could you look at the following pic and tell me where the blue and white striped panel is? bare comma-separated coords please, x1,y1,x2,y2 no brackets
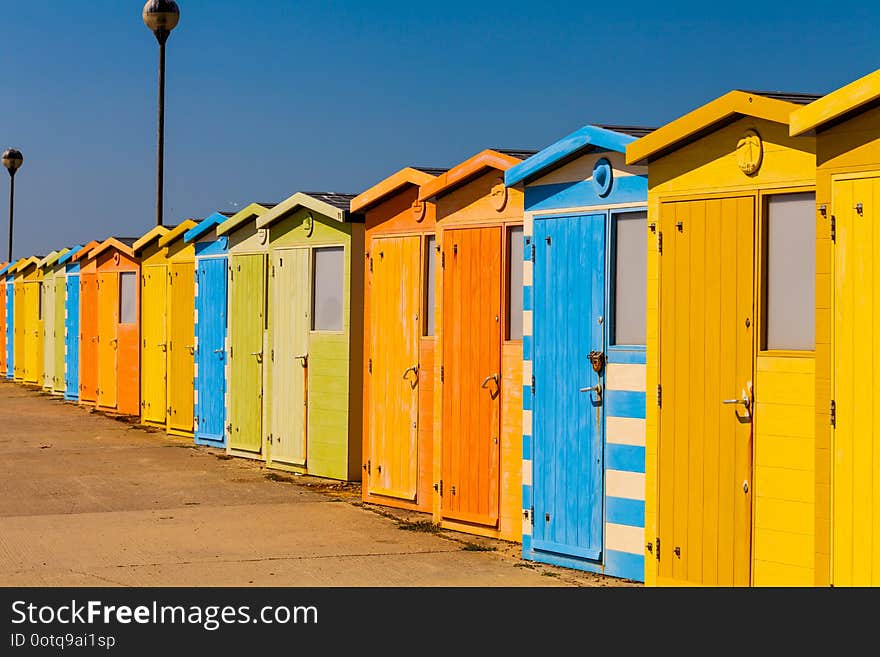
521,216,534,549
193,268,199,435
604,362,646,580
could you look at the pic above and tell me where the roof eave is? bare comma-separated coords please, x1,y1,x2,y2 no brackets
132,226,171,255
157,220,198,249
627,90,802,165
184,212,228,243
90,238,136,260
216,203,271,236
350,167,439,213
419,150,524,202
256,193,347,230
790,69,880,136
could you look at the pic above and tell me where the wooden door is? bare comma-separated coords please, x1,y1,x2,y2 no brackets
268,248,310,466
14,280,24,379
79,274,98,401
195,258,227,444
65,274,79,397
97,272,118,409
0,282,6,375
53,276,65,392
657,197,754,586
3,280,10,378
43,277,54,388
141,265,167,423
831,176,880,585
532,213,605,559
24,282,41,384
441,227,502,525
229,254,266,454
168,262,195,433
368,236,421,500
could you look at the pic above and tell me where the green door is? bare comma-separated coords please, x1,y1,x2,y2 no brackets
269,248,310,467
229,254,266,454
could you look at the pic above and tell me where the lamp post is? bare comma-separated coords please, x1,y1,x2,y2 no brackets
2,148,23,263
142,0,180,227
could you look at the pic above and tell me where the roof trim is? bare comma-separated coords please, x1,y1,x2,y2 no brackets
790,69,880,136
505,125,640,187
350,167,440,213
256,193,349,230
15,256,42,273
0,262,11,277
70,240,102,263
626,90,806,165
184,212,229,243
38,250,62,269
89,237,136,261
157,220,199,249
132,226,171,254
419,149,525,202
216,203,273,236
57,245,84,266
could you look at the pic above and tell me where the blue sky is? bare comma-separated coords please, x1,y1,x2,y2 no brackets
1,0,878,258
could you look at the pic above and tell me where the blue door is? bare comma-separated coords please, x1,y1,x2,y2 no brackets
5,279,13,379
195,257,227,446
65,274,80,400
532,213,606,560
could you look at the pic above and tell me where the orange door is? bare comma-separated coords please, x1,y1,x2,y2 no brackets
79,273,98,403
441,227,502,526
97,272,119,409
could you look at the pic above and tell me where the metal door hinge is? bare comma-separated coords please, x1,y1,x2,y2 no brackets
831,215,836,243
271,349,274,362
271,265,275,277
453,244,458,255
530,243,535,261
369,257,373,272
818,203,827,217
440,252,445,269
440,365,444,383
656,537,661,561
267,434,273,444
367,459,371,475
831,399,836,428
368,358,372,374
657,232,663,254
225,422,232,433
657,384,662,408
531,375,535,393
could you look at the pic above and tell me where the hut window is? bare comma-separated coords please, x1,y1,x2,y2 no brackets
613,211,647,346
312,247,344,331
119,272,137,324
765,192,815,351
507,226,524,340
424,235,437,336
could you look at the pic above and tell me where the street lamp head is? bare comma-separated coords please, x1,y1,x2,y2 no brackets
1,149,23,177
143,0,180,43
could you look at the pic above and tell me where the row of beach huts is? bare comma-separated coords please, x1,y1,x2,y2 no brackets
4,68,880,586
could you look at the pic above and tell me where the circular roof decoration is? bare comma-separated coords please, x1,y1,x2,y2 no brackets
412,199,426,223
490,176,508,212
592,158,614,197
257,228,268,245
736,129,763,176
303,213,315,237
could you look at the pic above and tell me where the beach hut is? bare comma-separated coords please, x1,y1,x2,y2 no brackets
255,193,364,480
19,256,44,385
352,167,445,510
12,258,30,381
184,212,231,447
133,220,198,436
72,244,100,405
0,262,9,377
4,260,18,379
216,203,276,460
789,69,880,586
58,245,86,400
626,90,819,586
418,148,535,540
38,249,69,393
504,125,652,580
49,250,71,395
91,237,140,416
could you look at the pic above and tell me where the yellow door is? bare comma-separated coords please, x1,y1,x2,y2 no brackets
657,197,755,586
97,272,118,409
25,282,43,384
831,175,880,585
141,265,167,424
168,262,195,433
368,235,421,500
269,248,310,466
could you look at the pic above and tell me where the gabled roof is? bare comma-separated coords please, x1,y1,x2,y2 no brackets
89,237,138,260
38,250,62,269
256,192,360,229
5,257,26,275
216,203,277,236
350,167,446,213
790,69,880,136
418,149,536,201
57,245,84,266
0,262,11,277
185,212,232,243
70,240,102,263
505,125,653,187
15,256,42,273
132,225,172,255
626,90,821,165
157,220,199,249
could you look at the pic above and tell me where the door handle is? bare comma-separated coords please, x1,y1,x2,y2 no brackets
580,382,603,404
403,365,419,380
294,354,308,365
481,373,499,388
157,342,167,352
186,345,195,355
213,348,225,354
723,386,752,421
